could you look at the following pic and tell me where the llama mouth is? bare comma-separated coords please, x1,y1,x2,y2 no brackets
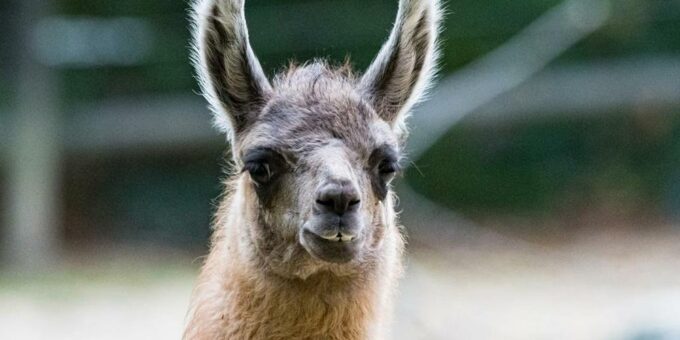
317,232,356,242
301,228,359,264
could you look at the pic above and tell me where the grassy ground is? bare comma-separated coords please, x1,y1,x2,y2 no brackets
2,229,680,340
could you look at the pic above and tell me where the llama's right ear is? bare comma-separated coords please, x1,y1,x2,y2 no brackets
192,0,272,137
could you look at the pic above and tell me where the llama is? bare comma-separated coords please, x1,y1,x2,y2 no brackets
184,0,440,338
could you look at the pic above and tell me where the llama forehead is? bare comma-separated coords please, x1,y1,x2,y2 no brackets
251,102,395,162
240,64,398,160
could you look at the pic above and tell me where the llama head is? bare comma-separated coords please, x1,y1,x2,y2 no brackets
193,0,440,275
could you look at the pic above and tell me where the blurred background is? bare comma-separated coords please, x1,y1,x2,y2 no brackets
1,0,680,339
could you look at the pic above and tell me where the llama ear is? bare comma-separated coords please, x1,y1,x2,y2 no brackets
360,0,441,130
192,0,272,137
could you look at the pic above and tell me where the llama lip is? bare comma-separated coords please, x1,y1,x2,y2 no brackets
301,228,359,263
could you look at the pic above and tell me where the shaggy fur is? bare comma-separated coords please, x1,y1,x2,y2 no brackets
184,0,441,339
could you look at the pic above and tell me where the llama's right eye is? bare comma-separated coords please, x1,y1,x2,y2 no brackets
243,148,285,184
244,161,271,183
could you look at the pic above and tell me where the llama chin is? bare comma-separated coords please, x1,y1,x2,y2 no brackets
184,0,441,339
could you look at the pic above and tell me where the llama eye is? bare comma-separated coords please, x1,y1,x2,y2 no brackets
369,145,400,183
244,161,271,183
378,160,398,176
243,148,286,185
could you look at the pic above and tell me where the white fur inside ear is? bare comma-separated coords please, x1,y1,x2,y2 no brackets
359,0,442,132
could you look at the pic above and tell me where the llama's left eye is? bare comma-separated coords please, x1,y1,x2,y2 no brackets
369,147,400,200
378,160,398,176
369,145,400,181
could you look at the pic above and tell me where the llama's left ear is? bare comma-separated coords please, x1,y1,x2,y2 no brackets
360,0,441,131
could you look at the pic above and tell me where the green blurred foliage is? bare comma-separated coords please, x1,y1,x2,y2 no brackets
402,0,680,218
408,109,680,216
63,150,224,247
561,0,680,60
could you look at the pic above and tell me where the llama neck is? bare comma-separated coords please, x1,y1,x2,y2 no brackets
223,266,381,339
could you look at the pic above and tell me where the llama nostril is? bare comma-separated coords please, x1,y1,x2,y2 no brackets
316,199,334,207
348,199,360,207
